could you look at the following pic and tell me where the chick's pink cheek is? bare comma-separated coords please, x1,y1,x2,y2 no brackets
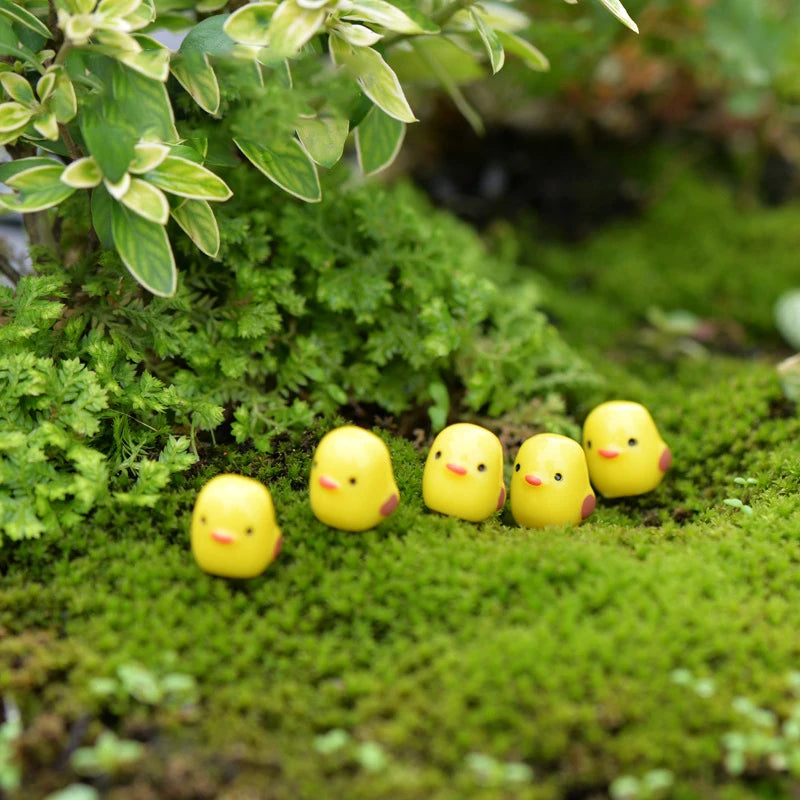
659,446,672,472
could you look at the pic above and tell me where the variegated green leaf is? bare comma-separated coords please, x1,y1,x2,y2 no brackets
595,0,638,33
104,172,132,200
171,198,220,257
33,111,59,140
118,47,171,82
355,104,404,175
265,0,326,59
234,137,321,202
144,156,232,201
94,28,142,54
0,157,60,183
333,22,382,47
470,10,503,74
51,68,77,122
223,2,275,47
296,0,329,8
63,14,97,45
171,52,220,115
295,115,349,168
64,0,95,14
387,36,483,84
495,31,549,71
0,72,35,105
0,163,75,213
0,0,51,39
97,0,142,18
472,2,529,33
61,156,103,188
0,101,33,132
181,13,237,58
111,202,177,297
4,163,64,190
331,39,416,123
120,176,169,224
36,71,56,101
342,0,437,34
197,0,227,11
129,142,169,174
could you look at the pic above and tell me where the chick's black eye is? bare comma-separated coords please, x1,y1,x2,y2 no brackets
515,463,520,472
246,527,254,535
434,450,442,459
349,477,357,485
586,441,592,449
477,464,486,472
554,473,563,482
628,438,638,447
200,516,207,525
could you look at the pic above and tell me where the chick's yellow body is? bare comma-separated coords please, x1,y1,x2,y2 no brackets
310,426,400,532
582,401,671,498
422,423,505,523
510,434,595,528
191,474,282,579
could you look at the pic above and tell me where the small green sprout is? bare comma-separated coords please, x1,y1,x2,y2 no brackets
44,784,100,800
610,769,674,800
723,476,757,515
88,661,198,711
670,668,716,698
464,752,534,785
312,729,389,773
70,731,144,777
0,696,22,792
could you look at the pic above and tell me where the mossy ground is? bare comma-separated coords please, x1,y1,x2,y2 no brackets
3,168,800,799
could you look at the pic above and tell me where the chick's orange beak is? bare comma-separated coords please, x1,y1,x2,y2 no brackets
525,474,542,486
211,530,235,544
598,448,620,459
319,475,340,490
446,463,467,475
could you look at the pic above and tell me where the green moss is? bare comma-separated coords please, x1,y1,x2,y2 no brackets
3,345,800,797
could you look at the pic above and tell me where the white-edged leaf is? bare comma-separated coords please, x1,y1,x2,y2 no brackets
93,28,142,54
129,142,169,174
111,202,177,297
33,111,59,140
595,0,639,33
471,2,529,33
495,31,549,71
119,47,171,82
470,10,503,74
296,0,329,8
265,0,326,59
171,52,220,115
0,157,60,183
120,177,169,224
295,115,349,167
0,102,33,132
5,163,65,190
0,72,35,105
97,0,142,18
143,155,232,201
333,21,382,47
0,0,51,39
234,136,321,202
171,198,220,257
342,0,435,34
224,2,276,47
36,71,57,101
331,39,416,122
51,68,77,122
104,172,132,200
355,104,404,175
61,157,103,188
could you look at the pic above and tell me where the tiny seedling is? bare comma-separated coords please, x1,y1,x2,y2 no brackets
464,752,534,786
609,769,674,800
70,731,144,777
723,476,757,515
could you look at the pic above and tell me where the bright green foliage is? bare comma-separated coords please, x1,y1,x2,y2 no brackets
49,175,593,452
0,274,213,543
0,0,638,295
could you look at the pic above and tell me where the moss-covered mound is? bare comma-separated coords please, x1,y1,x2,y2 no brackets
3,169,800,799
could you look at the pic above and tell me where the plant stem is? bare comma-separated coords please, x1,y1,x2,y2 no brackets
59,123,83,160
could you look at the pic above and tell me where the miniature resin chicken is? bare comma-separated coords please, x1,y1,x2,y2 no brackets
510,433,595,528
191,474,282,578
309,426,400,531
582,401,672,498
422,423,506,523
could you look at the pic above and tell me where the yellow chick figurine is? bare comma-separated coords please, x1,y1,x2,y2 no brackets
309,426,400,532
191,474,282,579
510,433,596,528
422,423,506,523
582,400,672,498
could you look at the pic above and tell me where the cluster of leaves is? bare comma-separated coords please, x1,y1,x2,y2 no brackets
0,270,215,542
53,173,596,452
0,0,638,296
